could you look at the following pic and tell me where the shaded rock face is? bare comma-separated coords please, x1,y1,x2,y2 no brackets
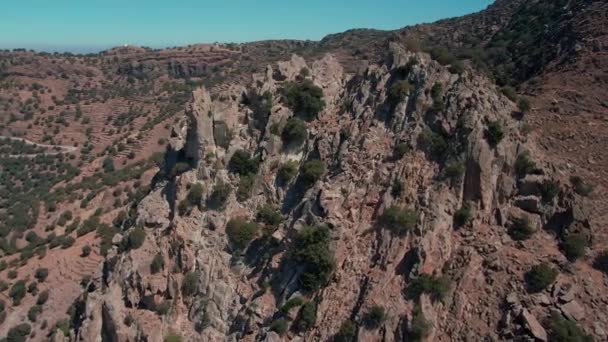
74,47,602,342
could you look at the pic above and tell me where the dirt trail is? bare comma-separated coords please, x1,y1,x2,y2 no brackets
0,135,78,155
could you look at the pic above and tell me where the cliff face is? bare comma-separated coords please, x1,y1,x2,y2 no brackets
68,41,603,342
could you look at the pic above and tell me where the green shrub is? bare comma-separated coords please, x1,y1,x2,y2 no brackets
35,267,49,282
335,320,357,342
236,174,255,202
228,150,259,176
391,179,403,198
540,180,559,202
508,216,535,241
207,181,231,209
296,301,317,331
514,152,536,178
270,318,289,335
283,80,325,121
151,254,165,274
449,61,465,75
430,82,444,112
500,86,518,101
9,280,26,305
395,57,419,77
278,161,299,183
562,233,588,261
81,245,92,257
186,183,204,208
525,263,558,293
291,225,335,291
388,80,412,104
393,143,410,160
36,290,49,305
454,203,472,227
27,304,42,322
300,160,325,186
164,334,182,342
182,272,199,297
155,301,172,315
281,117,307,147
256,205,283,228
363,305,386,330
409,304,431,341
225,218,259,251
546,312,593,342
444,161,465,184
6,323,31,342
485,121,505,147
8,270,17,279
419,129,448,159
518,97,531,113
427,46,455,65
570,176,593,196
405,274,450,301
280,296,304,313
127,227,146,249
379,206,417,236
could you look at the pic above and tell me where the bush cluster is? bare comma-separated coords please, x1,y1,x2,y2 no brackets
283,80,325,121
290,225,335,291
300,160,325,186
525,263,558,293
546,312,593,342
388,80,412,105
228,150,259,176
281,117,307,147
379,206,417,236
362,305,386,330
278,161,299,183
508,216,535,241
485,121,505,147
226,218,259,251
207,181,231,209
405,274,450,301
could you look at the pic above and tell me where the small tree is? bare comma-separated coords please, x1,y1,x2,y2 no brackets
393,143,410,160
409,304,431,341
525,263,558,293
300,160,325,186
151,254,165,274
518,97,531,113
363,305,386,330
546,312,593,342
281,117,307,147
127,227,146,249
186,183,204,208
278,161,298,183
270,318,289,335
228,150,258,176
562,233,588,261
226,218,259,251
508,216,535,241
335,320,357,342
36,290,49,305
570,176,594,196
379,206,417,236
236,174,255,202
485,121,505,147
6,323,31,342
296,301,317,331
207,181,232,209
291,225,335,291
514,152,536,178
81,245,92,257
182,272,199,297
388,80,412,105
256,205,283,228
405,274,450,302
391,179,403,198
9,280,26,305
283,80,325,121
444,161,465,185
34,268,49,282
454,203,472,228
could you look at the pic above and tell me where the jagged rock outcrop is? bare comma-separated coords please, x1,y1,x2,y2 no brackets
74,43,601,342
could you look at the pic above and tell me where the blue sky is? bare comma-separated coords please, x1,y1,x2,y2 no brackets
1,0,494,52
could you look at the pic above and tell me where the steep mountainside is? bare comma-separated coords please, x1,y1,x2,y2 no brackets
0,1,607,341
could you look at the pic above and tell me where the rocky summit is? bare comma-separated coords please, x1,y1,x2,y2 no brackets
0,0,607,341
